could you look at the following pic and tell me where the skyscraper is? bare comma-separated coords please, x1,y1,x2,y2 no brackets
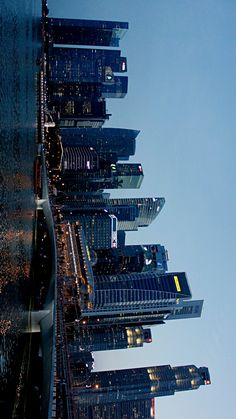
69,214,118,250
91,271,192,312
61,197,165,231
77,398,155,419
60,162,144,192
73,364,211,405
49,47,127,83
49,97,109,128
69,326,152,352
60,127,139,161
92,244,168,275
48,18,128,47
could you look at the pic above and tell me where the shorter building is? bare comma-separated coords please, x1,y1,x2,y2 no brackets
73,214,118,250
49,97,109,128
60,163,144,192
77,398,155,419
48,18,128,47
69,326,152,352
92,244,168,275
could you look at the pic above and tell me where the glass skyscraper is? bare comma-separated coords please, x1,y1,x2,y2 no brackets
73,364,211,405
60,127,139,160
90,272,192,313
49,47,127,83
92,244,168,275
69,325,152,352
61,197,165,231
60,162,144,192
48,18,128,47
77,398,155,419
80,299,204,328
49,97,109,128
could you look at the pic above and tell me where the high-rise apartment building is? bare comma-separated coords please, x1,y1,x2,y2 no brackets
48,18,128,47
73,364,211,405
92,244,168,275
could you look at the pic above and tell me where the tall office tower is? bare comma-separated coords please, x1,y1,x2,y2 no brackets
48,47,128,99
77,398,155,419
73,364,211,405
62,145,100,171
49,47,127,83
70,326,152,352
48,75,128,100
60,128,139,161
61,197,165,231
49,97,109,128
48,80,104,101
92,244,168,275
48,18,128,47
91,272,192,311
80,299,204,328
60,162,144,192
72,215,118,249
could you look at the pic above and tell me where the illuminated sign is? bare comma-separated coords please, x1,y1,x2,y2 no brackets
151,399,155,417
174,275,181,292
109,215,117,248
86,245,91,261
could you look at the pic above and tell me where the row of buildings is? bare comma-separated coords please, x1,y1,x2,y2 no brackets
46,16,210,419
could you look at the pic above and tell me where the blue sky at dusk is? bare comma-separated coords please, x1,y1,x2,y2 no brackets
48,1,236,418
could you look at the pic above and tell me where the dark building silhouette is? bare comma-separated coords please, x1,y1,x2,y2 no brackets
91,271,192,311
72,215,118,249
60,127,139,161
77,398,155,419
49,47,127,83
80,299,204,328
60,162,144,192
70,326,152,352
73,364,211,405
48,18,128,47
61,197,165,231
49,97,109,128
92,244,168,275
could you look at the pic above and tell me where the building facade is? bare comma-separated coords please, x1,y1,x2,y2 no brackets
77,398,155,419
48,18,128,47
61,197,165,231
60,163,144,192
73,364,211,405
49,47,127,83
72,214,118,250
90,272,192,313
69,326,152,352
92,244,168,275
60,127,139,160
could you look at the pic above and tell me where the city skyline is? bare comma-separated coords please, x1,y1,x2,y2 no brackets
46,1,236,418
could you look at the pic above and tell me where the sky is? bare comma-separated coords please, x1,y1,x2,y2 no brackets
48,1,236,418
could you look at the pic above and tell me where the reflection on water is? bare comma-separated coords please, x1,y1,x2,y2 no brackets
0,0,41,404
